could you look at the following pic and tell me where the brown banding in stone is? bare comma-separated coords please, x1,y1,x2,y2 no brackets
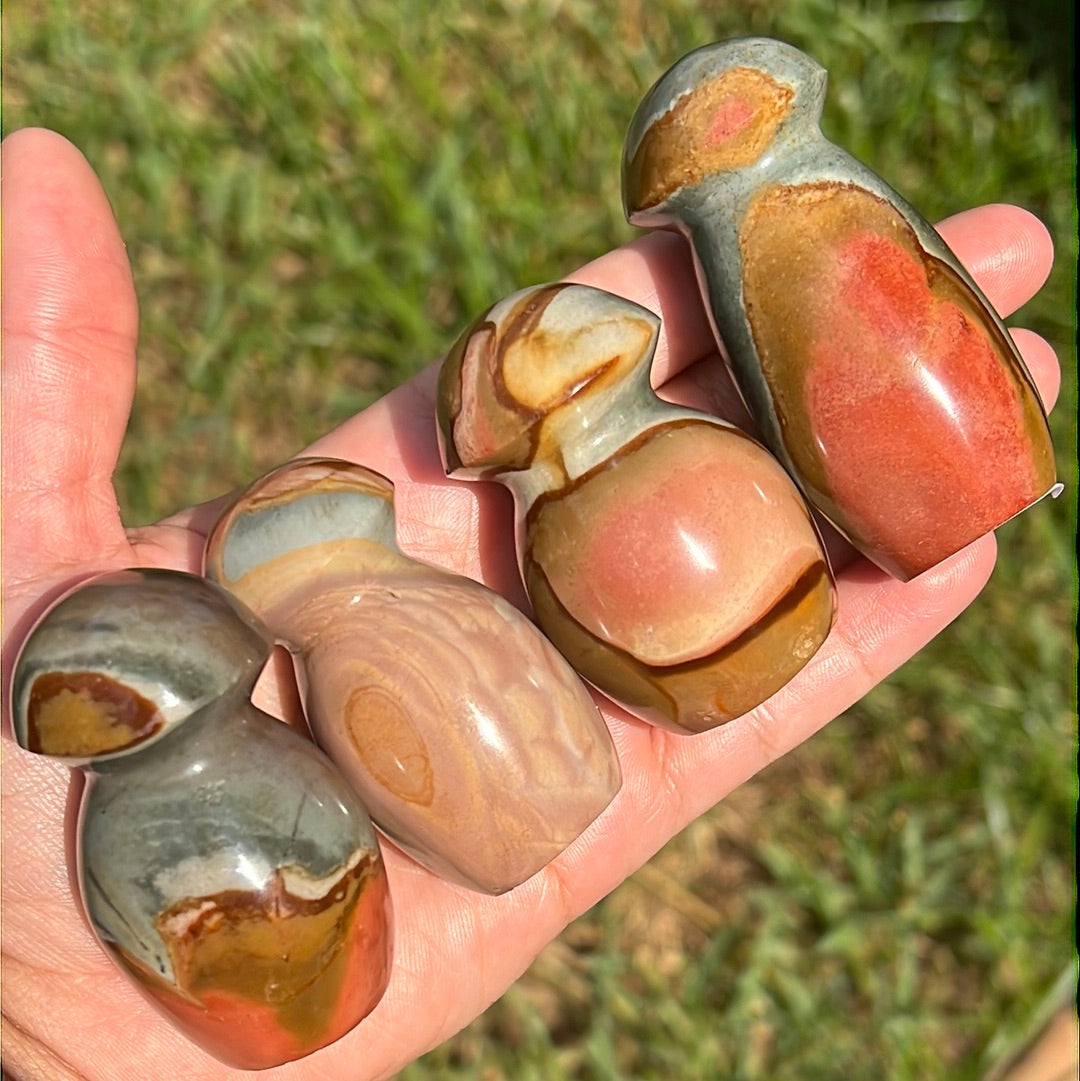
440,284,644,475
527,553,832,734
27,671,164,756
112,857,391,1069
439,287,564,474
626,67,793,213
345,683,436,808
154,853,384,1048
235,458,396,511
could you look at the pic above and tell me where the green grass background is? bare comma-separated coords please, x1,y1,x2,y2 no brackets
4,1,1075,1078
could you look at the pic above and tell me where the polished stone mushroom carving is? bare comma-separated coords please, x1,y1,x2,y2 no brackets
203,457,620,894
623,37,1059,580
9,568,392,1069
437,283,835,734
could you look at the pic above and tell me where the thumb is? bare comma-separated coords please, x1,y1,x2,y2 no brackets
1,128,139,590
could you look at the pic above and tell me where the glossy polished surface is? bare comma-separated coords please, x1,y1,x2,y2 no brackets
10,569,392,1069
438,284,834,734
205,458,620,893
10,569,269,762
623,37,1058,580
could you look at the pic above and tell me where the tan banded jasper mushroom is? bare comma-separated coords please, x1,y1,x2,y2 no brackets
204,457,620,894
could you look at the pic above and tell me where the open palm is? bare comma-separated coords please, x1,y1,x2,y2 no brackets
1,128,1062,1080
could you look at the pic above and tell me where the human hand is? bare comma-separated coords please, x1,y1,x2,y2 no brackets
0,127,1061,1080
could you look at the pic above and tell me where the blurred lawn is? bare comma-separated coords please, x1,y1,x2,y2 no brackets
4,1,1075,1078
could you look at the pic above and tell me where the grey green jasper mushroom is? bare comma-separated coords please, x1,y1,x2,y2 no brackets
9,569,392,1070
437,283,836,734
203,457,621,894
623,37,1057,579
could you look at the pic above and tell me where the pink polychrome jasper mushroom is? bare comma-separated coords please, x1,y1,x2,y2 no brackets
437,283,835,735
623,37,1059,580
204,458,619,894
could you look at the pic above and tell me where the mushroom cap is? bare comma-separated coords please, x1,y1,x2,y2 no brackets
10,568,273,764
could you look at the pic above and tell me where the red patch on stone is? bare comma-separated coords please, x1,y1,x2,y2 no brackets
708,98,755,145
806,231,1041,575
113,866,391,1069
